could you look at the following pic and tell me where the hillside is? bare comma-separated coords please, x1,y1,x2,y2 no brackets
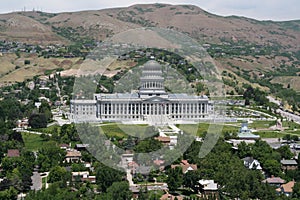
0,4,298,48
0,3,299,89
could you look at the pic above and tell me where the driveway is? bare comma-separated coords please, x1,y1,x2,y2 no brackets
31,172,42,191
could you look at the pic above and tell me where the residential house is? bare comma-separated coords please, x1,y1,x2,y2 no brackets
72,171,96,183
136,166,152,175
281,159,298,171
153,159,165,171
242,157,262,170
7,149,20,158
198,179,219,199
171,160,197,174
75,144,89,151
160,193,183,200
155,136,171,145
65,150,82,163
16,118,29,129
128,161,139,173
263,176,285,187
276,181,295,197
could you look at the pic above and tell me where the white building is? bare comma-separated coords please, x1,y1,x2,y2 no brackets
70,60,211,124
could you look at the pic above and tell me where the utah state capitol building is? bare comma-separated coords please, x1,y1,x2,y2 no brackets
70,60,212,124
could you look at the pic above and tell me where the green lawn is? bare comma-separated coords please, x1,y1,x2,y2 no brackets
21,132,51,151
178,123,239,137
248,120,276,129
99,123,150,139
254,131,286,138
29,125,61,134
282,121,300,130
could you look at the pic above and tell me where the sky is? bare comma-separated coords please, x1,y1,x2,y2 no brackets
0,0,299,21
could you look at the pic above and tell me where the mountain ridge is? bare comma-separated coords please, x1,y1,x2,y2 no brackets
0,3,298,50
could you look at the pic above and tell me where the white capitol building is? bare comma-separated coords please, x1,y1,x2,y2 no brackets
70,60,212,124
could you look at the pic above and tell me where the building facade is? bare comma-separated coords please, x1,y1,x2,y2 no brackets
70,60,211,123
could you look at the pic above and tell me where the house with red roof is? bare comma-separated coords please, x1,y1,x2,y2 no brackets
171,160,197,174
7,149,20,158
276,181,295,197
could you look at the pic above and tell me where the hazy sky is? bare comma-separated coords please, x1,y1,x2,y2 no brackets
1,0,299,21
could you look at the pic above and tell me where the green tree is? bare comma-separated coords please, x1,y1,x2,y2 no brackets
0,186,18,200
134,138,162,153
39,100,53,122
292,182,300,198
183,170,201,191
137,187,148,200
97,181,132,200
276,145,293,159
263,159,281,176
37,142,66,172
49,166,68,183
29,113,47,128
237,141,251,158
96,165,124,192
166,167,183,192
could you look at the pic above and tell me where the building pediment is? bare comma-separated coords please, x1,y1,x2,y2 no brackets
142,96,169,103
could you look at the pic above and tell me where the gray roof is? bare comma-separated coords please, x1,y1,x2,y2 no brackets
71,100,96,104
263,177,285,184
100,93,139,99
169,93,208,100
238,132,260,139
281,159,298,165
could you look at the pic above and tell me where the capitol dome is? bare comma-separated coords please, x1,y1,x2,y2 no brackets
143,60,162,71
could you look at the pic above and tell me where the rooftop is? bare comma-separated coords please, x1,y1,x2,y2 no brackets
66,150,82,157
263,177,285,184
276,181,295,193
199,179,218,191
7,149,20,157
281,159,298,165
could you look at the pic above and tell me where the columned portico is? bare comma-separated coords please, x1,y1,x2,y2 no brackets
70,60,210,123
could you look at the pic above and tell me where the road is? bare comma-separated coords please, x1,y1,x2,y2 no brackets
276,109,300,124
14,128,52,137
267,96,300,124
126,169,135,186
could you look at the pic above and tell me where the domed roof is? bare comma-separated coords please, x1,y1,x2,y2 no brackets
143,60,162,71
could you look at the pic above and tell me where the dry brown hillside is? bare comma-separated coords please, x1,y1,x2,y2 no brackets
0,12,66,44
0,4,299,88
0,4,299,49
103,4,300,50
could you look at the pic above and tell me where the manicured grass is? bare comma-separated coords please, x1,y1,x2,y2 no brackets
99,123,150,139
282,121,300,130
248,120,276,129
21,132,51,151
285,130,300,136
178,123,239,137
30,125,61,134
255,131,286,138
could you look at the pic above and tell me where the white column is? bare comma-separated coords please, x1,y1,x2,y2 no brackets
146,104,148,115
185,103,187,116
